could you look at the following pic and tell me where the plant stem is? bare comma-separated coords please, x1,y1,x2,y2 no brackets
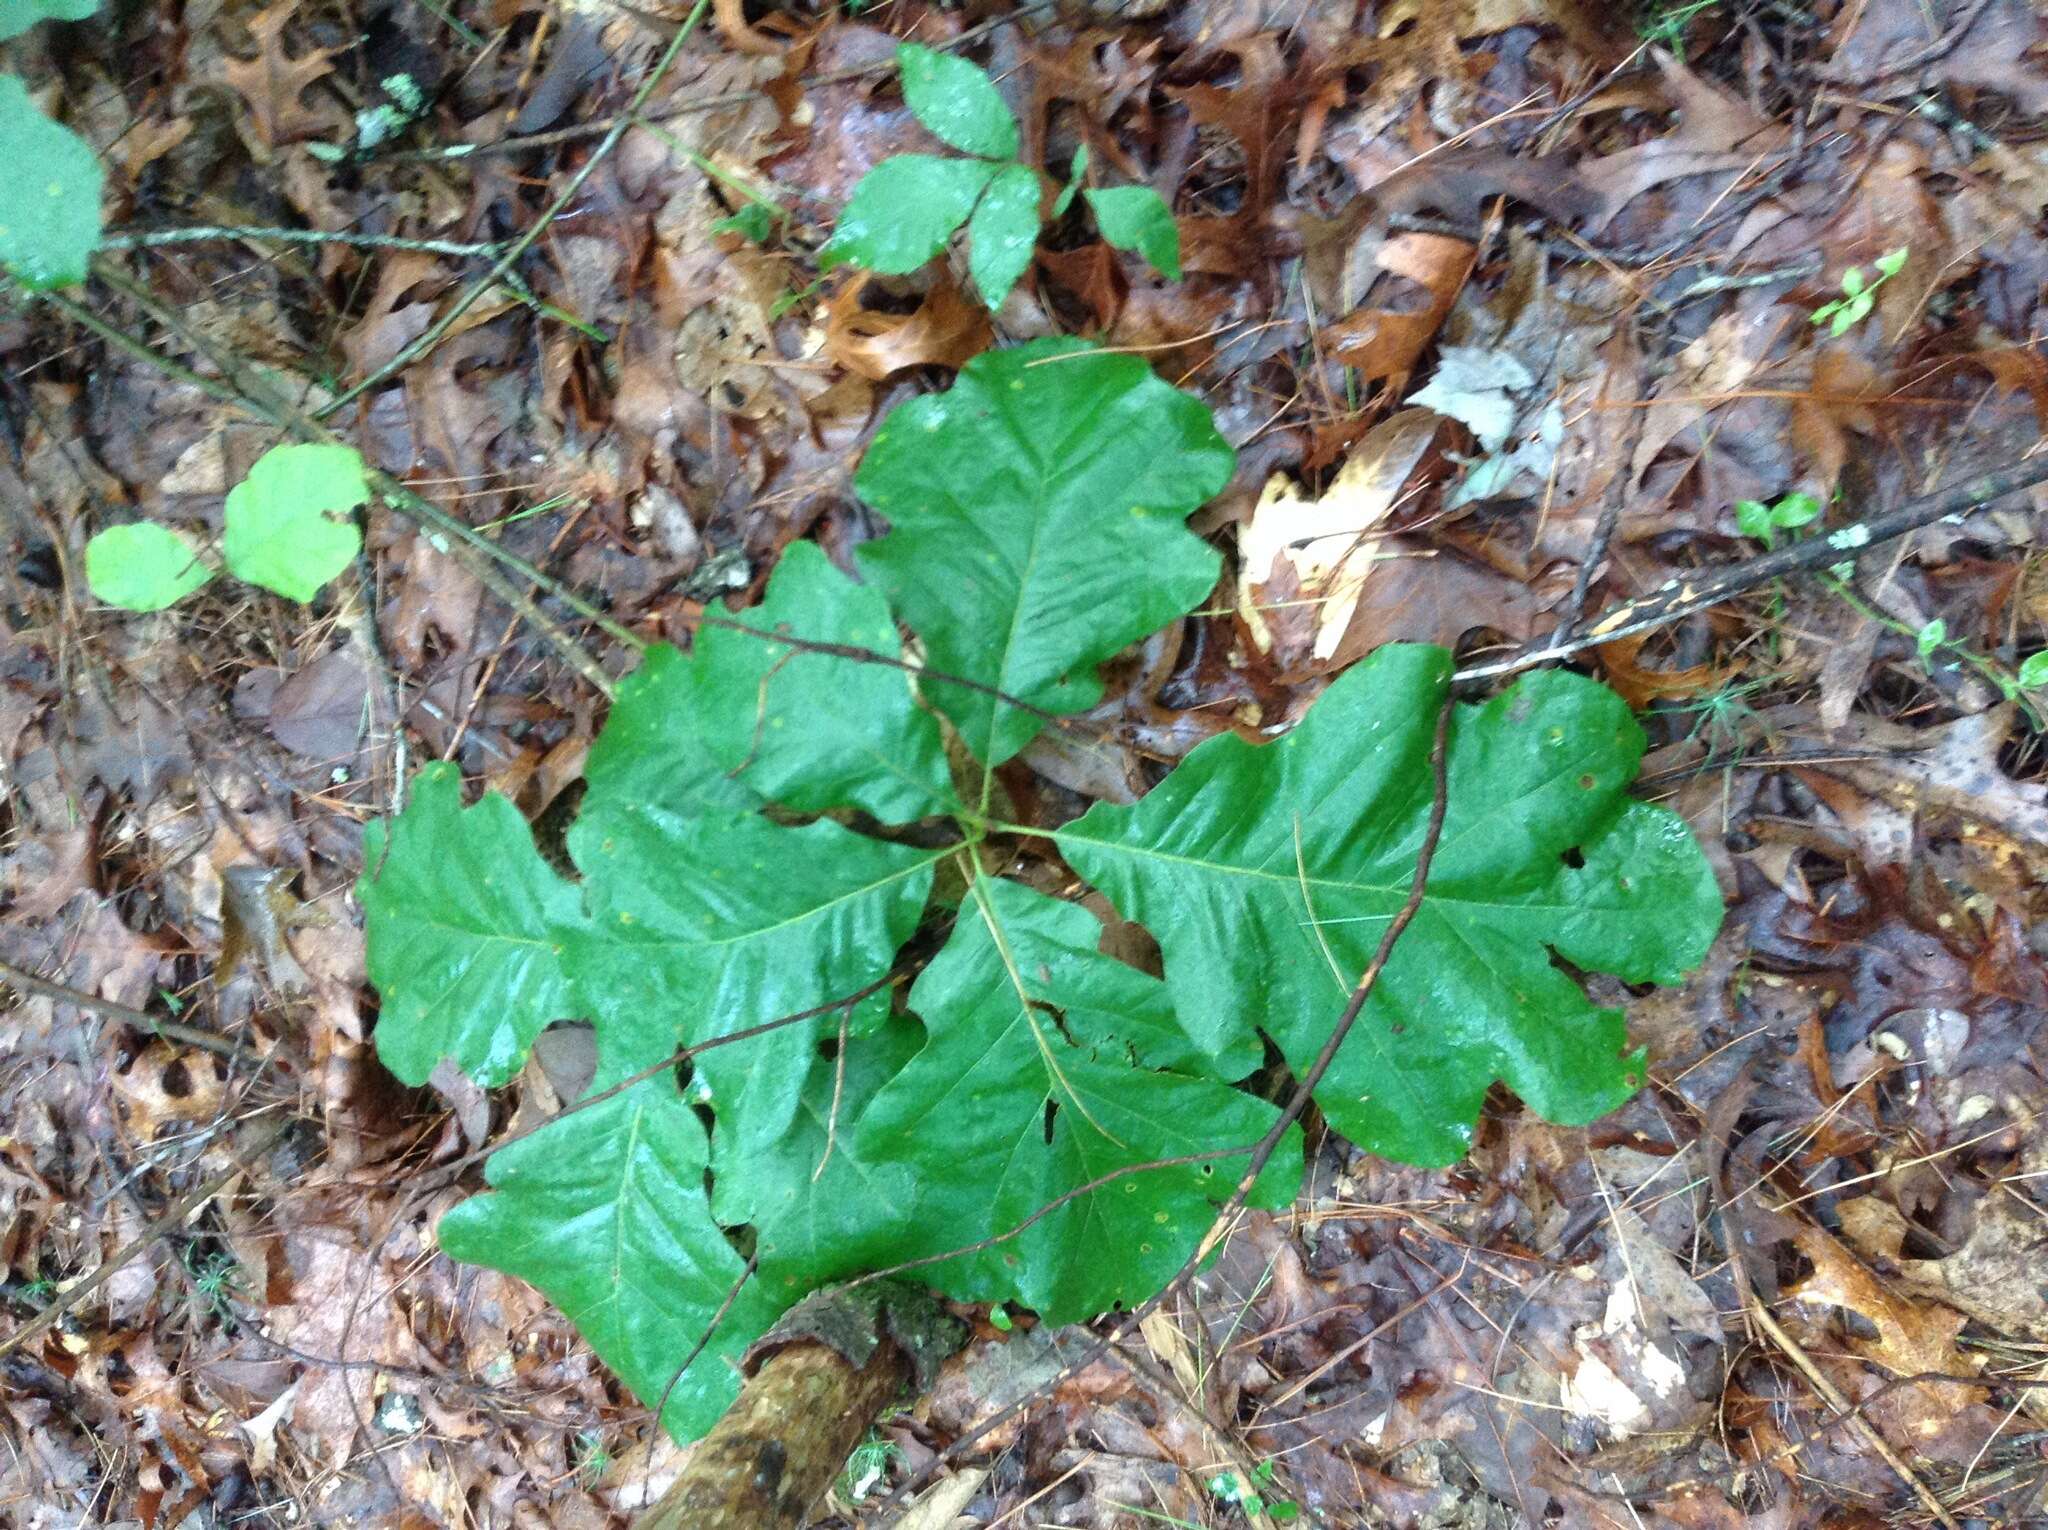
0,956,259,1060
100,227,505,258
81,263,626,693
1819,573,2044,728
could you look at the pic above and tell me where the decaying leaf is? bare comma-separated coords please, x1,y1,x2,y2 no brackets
824,273,992,379
1234,407,1439,668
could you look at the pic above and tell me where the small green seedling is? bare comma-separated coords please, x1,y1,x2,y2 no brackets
1639,0,1719,56
839,1429,903,1501
1810,247,1907,337
2019,651,2048,690
820,43,1180,308
573,1429,612,1485
185,1248,245,1321
1916,618,1948,665
1209,1460,1301,1522
1733,490,1822,549
85,443,369,611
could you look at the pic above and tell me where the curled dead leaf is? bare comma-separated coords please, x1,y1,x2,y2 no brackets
1320,233,1474,388
825,275,993,381
1595,634,1726,710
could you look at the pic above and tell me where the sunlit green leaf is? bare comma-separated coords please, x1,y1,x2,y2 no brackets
967,162,1041,309
1084,185,1181,281
855,875,1300,1320
359,763,588,1087
221,443,367,601
820,154,998,276
438,1076,789,1441
84,522,214,610
1057,646,1723,1166
855,339,1233,764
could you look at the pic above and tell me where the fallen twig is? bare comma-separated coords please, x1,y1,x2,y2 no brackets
1456,453,2048,683
0,956,260,1061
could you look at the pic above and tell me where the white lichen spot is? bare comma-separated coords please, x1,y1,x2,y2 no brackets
1827,525,1871,551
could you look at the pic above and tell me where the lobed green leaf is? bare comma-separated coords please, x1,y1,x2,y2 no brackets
855,339,1233,764
1057,646,1723,1166
437,1076,789,1441
360,764,588,1087
856,876,1300,1320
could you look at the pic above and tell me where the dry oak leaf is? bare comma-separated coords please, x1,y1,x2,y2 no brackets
1321,233,1475,389
825,274,992,380
1786,1224,1981,1445
1578,53,1779,231
1235,407,1440,669
223,2,347,152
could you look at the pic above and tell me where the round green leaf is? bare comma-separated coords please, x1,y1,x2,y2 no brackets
222,443,368,601
0,0,96,40
84,522,214,610
820,154,998,276
0,74,104,290
966,162,1042,309
896,41,1017,160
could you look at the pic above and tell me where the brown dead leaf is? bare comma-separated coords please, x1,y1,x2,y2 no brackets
1786,1224,1982,1446
223,2,347,153
217,865,312,992
1887,1136,2048,1346
1975,345,2048,432
825,275,992,380
1320,233,1475,389
1594,635,1725,710
1630,304,1790,487
1803,706,2048,892
111,1040,229,1141
339,253,444,385
714,0,786,57
1235,408,1440,669
1578,54,1779,231
1788,347,1881,493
